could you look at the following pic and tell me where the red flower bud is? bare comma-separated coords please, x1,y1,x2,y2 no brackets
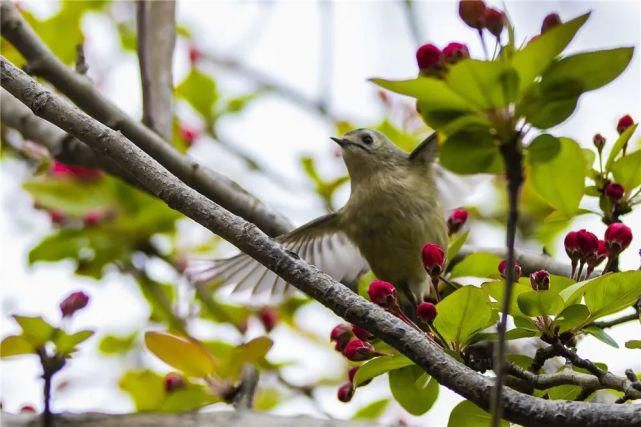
164,372,185,393
604,223,633,255
422,243,445,277
368,280,397,309
51,161,101,180
442,42,470,64
342,338,378,361
258,308,278,332
83,210,104,227
337,382,354,402
575,229,599,261
541,13,561,33
483,8,505,37
179,125,199,145
352,324,374,341
605,182,625,201
416,43,443,72
529,270,550,291
447,208,469,234
593,134,606,151
188,46,202,64
59,291,89,318
330,323,353,351
617,115,634,134
459,0,487,29
416,302,437,323
498,259,522,280
48,209,66,225
564,230,580,261
587,240,608,268
20,405,36,413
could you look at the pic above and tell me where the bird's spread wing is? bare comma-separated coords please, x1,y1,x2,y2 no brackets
188,213,369,300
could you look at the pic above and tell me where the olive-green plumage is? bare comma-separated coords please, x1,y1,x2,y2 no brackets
193,128,448,304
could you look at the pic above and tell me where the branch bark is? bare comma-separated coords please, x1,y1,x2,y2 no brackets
137,0,175,141
3,57,640,427
0,2,291,238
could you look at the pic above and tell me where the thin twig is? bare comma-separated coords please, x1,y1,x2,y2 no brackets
589,313,638,329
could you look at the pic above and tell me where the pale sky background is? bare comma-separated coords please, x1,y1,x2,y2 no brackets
1,1,640,425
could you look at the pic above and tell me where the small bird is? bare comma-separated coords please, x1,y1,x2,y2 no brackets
190,129,448,306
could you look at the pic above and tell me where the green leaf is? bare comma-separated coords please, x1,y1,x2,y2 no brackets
434,286,494,348
145,332,217,377
13,316,56,347
448,400,509,427
23,178,114,216
99,333,138,355
119,370,165,411
254,387,283,411
176,68,218,119
352,398,390,420
484,279,533,317
583,271,641,320
625,340,641,349
517,290,564,317
0,335,35,358
440,130,503,175
388,365,439,416
541,48,634,94
353,354,414,386
606,124,638,169
511,13,590,93
546,384,581,400
584,326,619,348
528,135,585,216
611,149,641,190
55,330,94,355
520,85,579,129
553,304,591,332
370,77,472,111
450,253,502,278
158,385,219,412
445,60,519,110
447,231,469,261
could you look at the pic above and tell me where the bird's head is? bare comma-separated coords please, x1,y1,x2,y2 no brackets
331,129,406,181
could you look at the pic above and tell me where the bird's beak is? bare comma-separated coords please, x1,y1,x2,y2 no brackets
331,137,347,147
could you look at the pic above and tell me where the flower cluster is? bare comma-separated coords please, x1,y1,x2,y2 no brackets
565,223,632,279
498,259,522,281
458,1,505,37
416,42,470,76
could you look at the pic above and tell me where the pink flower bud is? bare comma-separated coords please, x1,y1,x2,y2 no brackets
617,115,634,134
575,229,599,261
459,0,487,29
587,240,608,268
605,182,625,201
416,43,443,72
188,46,202,64
483,8,505,37
258,308,278,332
604,223,633,255
368,280,397,308
529,270,550,291
164,372,185,393
416,302,437,323
83,210,103,227
59,291,89,318
422,243,445,277
352,324,374,341
348,366,372,386
498,259,522,280
330,323,353,351
447,208,469,234
51,161,101,180
541,13,561,33
20,405,36,413
442,42,470,64
48,209,66,225
337,382,354,402
179,125,199,145
342,338,378,361
593,134,606,151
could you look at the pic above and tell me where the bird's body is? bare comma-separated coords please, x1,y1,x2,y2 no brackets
190,129,447,304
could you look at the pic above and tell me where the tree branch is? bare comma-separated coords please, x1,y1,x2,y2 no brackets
3,57,640,427
136,0,175,141
0,2,292,238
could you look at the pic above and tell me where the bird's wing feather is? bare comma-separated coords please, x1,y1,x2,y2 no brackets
409,132,438,164
188,213,369,300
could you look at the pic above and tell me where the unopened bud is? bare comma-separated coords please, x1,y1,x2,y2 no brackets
59,291,89,318
352,324,374,341
422,243,445,277
337,383,354,402
593,133,606,152
442,42,470,64
416,302,437,323
529,270,550,291
541,13,561,33
604,223,633,255
368,280,398,309
342,338,379,361
459,0,486,29
416,43,443,74
447,208,469,234
258,308,278,332
604,182,625,201
498,259,522,280
483,8,505,37
330,323,353,351
164,372,185,393
617,114,634,134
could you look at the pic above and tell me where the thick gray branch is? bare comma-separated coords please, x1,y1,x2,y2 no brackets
0,2,291,237
2,57,639,427
137,0,175,141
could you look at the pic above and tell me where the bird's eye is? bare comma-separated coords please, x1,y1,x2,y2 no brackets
362,135,373,145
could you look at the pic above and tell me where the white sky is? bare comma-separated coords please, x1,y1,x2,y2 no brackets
1,1,640,425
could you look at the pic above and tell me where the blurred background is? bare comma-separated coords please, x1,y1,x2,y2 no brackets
1,0,640,425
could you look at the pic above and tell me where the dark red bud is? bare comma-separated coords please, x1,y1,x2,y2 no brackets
342,338,378,361
442,42,470,64
368,280,397,309
587,240,608,268
416,43,443,72
258,308,278,332
593,134,606,151
51,161,101,179
447,208,469,234
179,126,199,145
483,8,505,37
59,291,89,318
617,115,634,134
330,323,353,350
459,0,487,29
498,259,522,280
48,209,66,225
422,243,445,277
188,46,202,64
529,270,550,291
604,223,633,255
164,372,185,392
416,302,437,323
351,324,374,341
575,229,599,261
564,230,580,261
20,405,36,413
83,210,103,227
337,382,354,402
605,182,625,201
541,13,561,33
348,366,372,387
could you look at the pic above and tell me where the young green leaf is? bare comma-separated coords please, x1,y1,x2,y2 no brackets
369,77,473,112
584,326,619,348
450,253,503,278
447,231,470,261
605,124,638,169
624,340,641,349
553,304,590,333
440,131,503,175
388,365,439,416
119,370,165,411
353,354,414,386
352,398,390,420
13,316,56,347
445,60,519,110
145,331,217,377
448,400,509,427
583,271,641,320
0,335,35,358
517,290,564,317
434,286,494,348
611,149,641,190
176,68,218,119
55,330,94,355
